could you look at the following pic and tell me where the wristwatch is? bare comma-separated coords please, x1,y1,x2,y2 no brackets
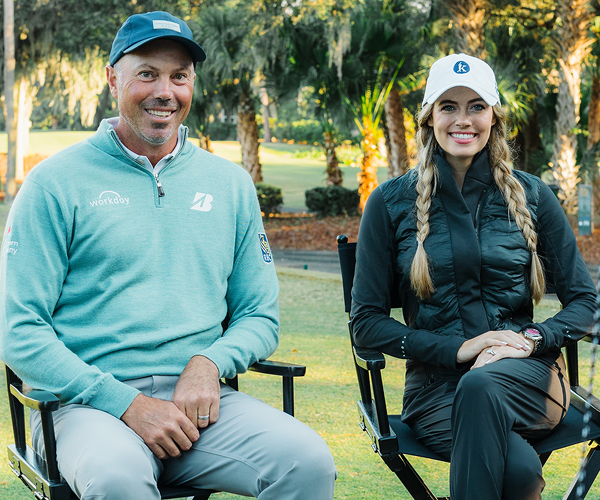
521,328,543,355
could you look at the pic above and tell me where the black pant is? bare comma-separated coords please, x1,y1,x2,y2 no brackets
404,353,569,500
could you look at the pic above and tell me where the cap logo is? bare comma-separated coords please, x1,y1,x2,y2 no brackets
152,20,181,32
453,61,470,74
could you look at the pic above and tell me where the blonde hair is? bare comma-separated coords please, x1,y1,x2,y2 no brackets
411,103,545,303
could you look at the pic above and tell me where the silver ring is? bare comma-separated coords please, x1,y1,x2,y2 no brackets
198,414,210,421
486,348,496,356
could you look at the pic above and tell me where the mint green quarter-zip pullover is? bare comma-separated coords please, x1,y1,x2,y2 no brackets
0,120,279,418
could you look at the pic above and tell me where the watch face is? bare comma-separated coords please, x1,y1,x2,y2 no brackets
525,328,542,340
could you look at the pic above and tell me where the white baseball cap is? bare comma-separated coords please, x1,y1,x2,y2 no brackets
422,53,500,106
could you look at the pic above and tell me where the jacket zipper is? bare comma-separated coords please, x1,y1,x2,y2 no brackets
154,174,165,197
108,127,189,204
474,189,488,235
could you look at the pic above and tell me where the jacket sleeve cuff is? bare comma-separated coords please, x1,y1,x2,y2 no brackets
86,378,140,419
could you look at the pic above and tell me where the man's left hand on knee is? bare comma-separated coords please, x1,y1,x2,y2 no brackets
172,355,221,429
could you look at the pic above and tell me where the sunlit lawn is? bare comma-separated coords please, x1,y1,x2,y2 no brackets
0,131,389,209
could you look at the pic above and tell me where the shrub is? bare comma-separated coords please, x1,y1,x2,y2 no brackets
256,183,284,215
208,121,237,141
305,185,360,217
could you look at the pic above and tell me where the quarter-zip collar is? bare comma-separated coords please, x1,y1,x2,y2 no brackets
93,119,190,206
91,119,189,169
105,116,186,175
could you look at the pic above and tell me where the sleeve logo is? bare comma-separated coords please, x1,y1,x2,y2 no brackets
258,233,273,264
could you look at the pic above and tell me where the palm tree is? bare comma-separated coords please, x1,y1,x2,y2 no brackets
486,7,549,175
550,0,594,214
446,0,488,58
344,62,402,211
195,4,264,181
3,0,16,202
266,16,346,185
337,0,424,183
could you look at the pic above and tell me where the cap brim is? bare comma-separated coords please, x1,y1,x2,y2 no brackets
123,35,206,63
423,83,499,106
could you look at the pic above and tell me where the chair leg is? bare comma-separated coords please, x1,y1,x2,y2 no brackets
564,444,600,500
539,451,552,466
382,453,439,500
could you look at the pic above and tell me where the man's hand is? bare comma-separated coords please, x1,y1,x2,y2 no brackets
172,355,221,429
121,393,200,459
456,330,531,364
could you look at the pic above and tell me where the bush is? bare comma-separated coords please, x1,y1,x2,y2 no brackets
305,186,360,217
256,183,284,215
267,119,323,144
208,121,237,141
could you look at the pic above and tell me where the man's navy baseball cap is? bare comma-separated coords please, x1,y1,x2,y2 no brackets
109,11,206,66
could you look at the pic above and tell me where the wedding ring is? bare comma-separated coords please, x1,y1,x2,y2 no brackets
198,414,210,421
486,348,496,356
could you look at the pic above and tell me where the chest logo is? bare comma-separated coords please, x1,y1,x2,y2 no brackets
191,192,213,212
90,191,130,207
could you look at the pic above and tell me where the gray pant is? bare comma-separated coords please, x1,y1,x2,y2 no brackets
30,376,337,500
405,353,569,500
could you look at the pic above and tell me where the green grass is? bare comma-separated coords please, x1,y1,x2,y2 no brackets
1,267,599,499
0,131,389,209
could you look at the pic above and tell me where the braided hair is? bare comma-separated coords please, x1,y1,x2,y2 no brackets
411,103,545,303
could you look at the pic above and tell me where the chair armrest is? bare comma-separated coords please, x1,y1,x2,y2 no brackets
571,385,600,427
353,346,386,371
10,385,60,412
7,380,62,483
351,346,393,444
247,360,306,417
249,360,306,378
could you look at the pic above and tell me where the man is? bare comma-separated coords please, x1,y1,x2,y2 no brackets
0,11,336,499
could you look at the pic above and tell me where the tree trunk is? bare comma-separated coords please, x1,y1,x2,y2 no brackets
552,70,581,214
551,0,594,215
323,131,342,186
15,76,36,182
588,70,600,149
514,112,541,175
198,132,213,153
358,127,379,213
384,87,408,178
3,0,16,202
93,84,112,130
237,93,262,182
587,67,600,220
446,0,487,58
259,83,272,143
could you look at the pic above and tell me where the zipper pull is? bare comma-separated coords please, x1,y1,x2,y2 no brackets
154,174,165,197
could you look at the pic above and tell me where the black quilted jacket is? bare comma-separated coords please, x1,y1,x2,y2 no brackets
350,150,596,398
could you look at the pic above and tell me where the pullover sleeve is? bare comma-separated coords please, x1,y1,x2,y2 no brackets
350,188,465,369
523,182,597,353
0,179,139,418
196,181,279,379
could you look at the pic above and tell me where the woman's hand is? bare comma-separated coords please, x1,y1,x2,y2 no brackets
470,343,531,369
456,330,531,364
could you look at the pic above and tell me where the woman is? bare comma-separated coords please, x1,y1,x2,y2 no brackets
350,53,597,499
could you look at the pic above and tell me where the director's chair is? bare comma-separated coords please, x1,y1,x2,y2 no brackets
337,234,600,500
5,358,306,500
